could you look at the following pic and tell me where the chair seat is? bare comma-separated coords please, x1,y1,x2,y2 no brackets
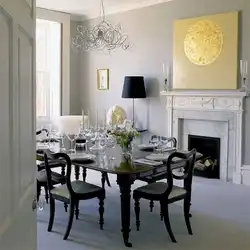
134,182,186,202
51,180,104,200
37,169,66,184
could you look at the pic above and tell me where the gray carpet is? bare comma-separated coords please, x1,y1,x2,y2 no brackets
37,171,250,250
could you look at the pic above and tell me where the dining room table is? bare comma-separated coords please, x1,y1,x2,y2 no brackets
36,135,197,247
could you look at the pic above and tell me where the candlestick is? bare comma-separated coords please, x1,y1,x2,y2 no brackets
240,59,249,92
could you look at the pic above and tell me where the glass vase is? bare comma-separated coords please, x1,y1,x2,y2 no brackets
120,144,133,168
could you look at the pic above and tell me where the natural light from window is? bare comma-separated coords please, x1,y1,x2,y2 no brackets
36,19,61,118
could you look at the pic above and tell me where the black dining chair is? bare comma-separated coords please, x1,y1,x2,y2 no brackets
44,150,105,240
138,135,177,213
36,160,66,204
133,149,196,243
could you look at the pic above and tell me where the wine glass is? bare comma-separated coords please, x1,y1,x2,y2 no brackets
66,132,79,154
37,196,45,211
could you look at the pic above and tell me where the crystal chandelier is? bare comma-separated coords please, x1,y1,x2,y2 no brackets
71,0,130,53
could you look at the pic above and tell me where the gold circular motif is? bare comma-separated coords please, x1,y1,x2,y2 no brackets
107,105,127,125
184,20,223,66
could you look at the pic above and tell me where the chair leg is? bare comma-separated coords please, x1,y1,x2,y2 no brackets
63,201,75,240
149,200,154,212
64,203,68,212
134,197,140,231
160,206,164,221
37,181,41,202
98,197,104,230
161,201,176,243
75,200,79,220
47,198,55,232
61,166,66,176
184,198,193,235
101,173,105,189
44,186,49,204
105,174,111,187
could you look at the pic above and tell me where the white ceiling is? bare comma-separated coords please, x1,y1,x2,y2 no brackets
36,0,173,20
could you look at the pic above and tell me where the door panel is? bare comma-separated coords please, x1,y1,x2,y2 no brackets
19,28,34,192
0,6,12,234
0,1,36,250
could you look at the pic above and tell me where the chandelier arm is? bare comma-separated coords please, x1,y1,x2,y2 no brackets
101,0,106,21
71,0,131,52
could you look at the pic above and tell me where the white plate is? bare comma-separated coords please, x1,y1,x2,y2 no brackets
36,144,49,150
145,153,171,161
137,143,158,150
133,158,163,166
69,153,96,161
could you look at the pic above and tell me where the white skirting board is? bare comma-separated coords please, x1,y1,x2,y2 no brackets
240,165,250,186
233,165,250,186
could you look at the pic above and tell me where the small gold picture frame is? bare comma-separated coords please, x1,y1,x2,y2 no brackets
97,69,109,90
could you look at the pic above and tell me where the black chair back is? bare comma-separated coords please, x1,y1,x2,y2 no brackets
163,149,196,198
44,150,75,195
36,128,49,136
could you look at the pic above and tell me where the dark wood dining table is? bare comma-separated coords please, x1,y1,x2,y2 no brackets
36,140,190,247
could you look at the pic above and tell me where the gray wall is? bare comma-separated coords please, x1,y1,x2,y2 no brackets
71,0,250,164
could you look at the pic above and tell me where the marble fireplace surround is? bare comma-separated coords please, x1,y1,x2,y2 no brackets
160,90,248,184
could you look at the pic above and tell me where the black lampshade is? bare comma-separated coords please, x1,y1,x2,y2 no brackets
122,76,146,99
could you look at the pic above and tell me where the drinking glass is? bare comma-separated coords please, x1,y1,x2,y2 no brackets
106,135,117,160
37,196,45,211
59,132,67,152
66,133,79,153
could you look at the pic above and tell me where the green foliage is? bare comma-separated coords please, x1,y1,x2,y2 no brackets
110,128,139,148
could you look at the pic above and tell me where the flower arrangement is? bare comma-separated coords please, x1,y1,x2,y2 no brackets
110,120,139,150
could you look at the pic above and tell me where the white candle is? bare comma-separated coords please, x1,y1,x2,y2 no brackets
104,109,107,128
96,109,98,128
240,60,243,76
87,110,90,128
162,63,166,78
245,61,248,77
166,64,170,78
81,109,84,128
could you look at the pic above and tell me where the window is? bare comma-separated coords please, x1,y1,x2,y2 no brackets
36,19,61,118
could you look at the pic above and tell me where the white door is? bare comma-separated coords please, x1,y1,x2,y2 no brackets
0,1,36,250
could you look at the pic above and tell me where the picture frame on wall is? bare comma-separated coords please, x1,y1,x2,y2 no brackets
97,69,109,90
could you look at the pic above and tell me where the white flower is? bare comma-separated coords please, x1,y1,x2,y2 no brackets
123,119,133,131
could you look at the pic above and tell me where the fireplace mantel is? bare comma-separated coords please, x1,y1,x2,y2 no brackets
160,89,249,184
160,90,248,97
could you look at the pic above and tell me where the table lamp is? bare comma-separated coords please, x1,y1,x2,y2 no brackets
122,76,146,127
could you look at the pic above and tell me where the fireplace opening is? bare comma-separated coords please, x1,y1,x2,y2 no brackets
188,135,220,179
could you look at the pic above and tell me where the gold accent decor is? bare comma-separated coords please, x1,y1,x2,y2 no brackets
107,105,127,126
173,11,239,90
184,20,223,66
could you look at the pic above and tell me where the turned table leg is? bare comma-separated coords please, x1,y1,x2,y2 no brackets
117,174,134,247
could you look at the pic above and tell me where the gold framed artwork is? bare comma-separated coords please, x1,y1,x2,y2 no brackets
97,69,109,90
173,11,239,90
